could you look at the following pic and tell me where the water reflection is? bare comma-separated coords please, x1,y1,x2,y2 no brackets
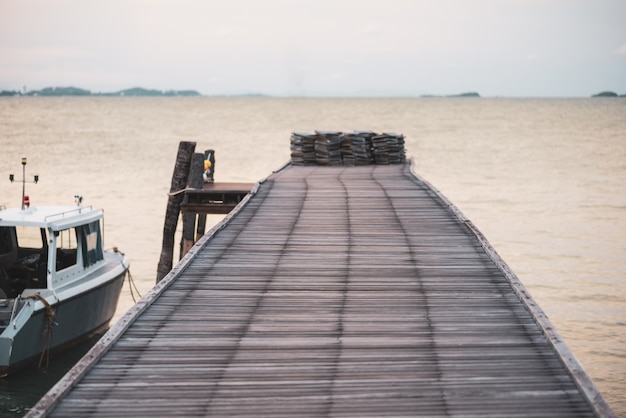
0,332,104,417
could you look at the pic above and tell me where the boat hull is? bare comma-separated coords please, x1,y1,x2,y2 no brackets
0,269,126,376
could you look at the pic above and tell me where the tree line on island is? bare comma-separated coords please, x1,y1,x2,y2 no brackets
0,88,482,98
0,86,201,97
591,91,626,97
1,86,624,98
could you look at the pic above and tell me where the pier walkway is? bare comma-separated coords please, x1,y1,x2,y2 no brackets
30,162,612,417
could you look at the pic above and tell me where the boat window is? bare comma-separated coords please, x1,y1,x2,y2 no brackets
79,221,104,267
0,227,13,255
55,227,78,272
0,228,17,287
15,226,46,250
7,227,48,292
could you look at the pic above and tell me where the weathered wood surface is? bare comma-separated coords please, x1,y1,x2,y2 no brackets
30,163,613,417
157,141,196,282
181,153,206,258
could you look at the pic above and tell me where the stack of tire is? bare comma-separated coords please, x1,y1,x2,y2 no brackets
291,130,405,166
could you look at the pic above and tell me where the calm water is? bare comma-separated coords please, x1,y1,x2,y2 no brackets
1,97,625,416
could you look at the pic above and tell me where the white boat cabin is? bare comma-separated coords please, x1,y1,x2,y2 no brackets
0,206,106,299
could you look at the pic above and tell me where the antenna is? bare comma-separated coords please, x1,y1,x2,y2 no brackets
9,157,39,210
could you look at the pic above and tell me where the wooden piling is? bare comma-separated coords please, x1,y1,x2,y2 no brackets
180,153,205,259
156,141,196,282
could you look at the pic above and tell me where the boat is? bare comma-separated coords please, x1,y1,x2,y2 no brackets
0,161,129,377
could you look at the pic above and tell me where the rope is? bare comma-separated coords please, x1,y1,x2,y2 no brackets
111,247,142,303
126,269,141,303
167,187,197,196
23,293,57,369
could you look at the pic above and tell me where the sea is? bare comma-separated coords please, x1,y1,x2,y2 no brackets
0,97,624,416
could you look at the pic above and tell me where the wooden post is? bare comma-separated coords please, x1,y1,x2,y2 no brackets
196,212,207,239
180,153,205,259
157,141,196,282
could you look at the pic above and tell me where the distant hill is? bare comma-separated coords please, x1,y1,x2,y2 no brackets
0,86,202,97
38,86,92,96
421,92,481,98
102,87,201,97
591,91,620,97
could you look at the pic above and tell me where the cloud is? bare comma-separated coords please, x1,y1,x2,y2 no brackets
613,44,626,55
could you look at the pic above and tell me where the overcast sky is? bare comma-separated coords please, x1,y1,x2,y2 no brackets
1,0,624,97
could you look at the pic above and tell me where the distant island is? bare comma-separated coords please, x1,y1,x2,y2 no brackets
591,91,626,97
420,92,481,98
0,86,201,97
1,87,482,98
2,87,625,98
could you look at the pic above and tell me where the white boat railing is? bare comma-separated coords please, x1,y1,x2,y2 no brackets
43,206,95,222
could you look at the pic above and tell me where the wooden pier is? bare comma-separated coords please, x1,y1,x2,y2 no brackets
29,162,613,417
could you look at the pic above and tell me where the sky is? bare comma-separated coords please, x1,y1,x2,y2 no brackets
1,0,625,97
